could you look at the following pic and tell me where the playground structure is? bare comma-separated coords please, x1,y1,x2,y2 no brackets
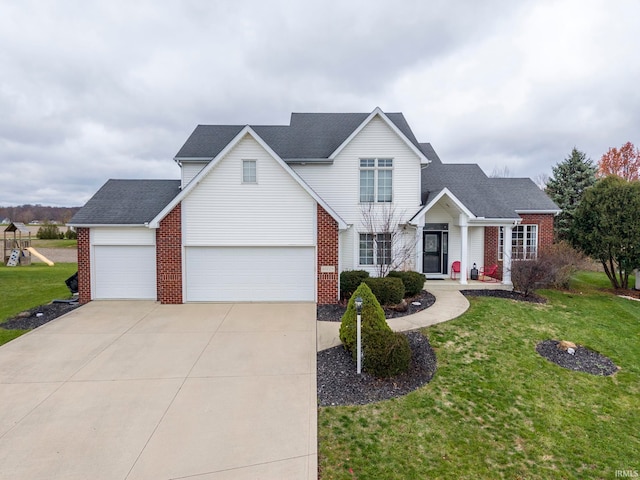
3,223,55,267
4,222,32,266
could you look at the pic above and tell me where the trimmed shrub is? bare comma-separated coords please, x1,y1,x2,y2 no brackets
339,283,411,378
363,277,405,305
339,283,390,354
387,270,426,297
64,228,77,240
36,223,61,240
340,270,370,300
363,330,411,378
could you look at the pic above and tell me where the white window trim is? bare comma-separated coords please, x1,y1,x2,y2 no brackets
499,225,538,260
359,232,392,266
359,158,393,203
242,159,257,184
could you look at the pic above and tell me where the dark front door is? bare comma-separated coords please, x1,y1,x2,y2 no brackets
423,232,441,274
423,231,449,274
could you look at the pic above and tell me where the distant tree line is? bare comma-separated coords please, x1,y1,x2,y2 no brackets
0,205,81,224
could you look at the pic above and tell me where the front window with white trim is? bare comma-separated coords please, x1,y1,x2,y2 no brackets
359,233,392,265
359,158,393,203
499,225,538,260
242,160,257,183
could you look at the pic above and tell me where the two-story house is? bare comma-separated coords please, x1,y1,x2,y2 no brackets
70,108,559,304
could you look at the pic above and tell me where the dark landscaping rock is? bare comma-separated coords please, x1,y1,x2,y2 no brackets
317,330,437,406
1,302,79,330
461,289,547,304
536,340,618,376
317,290,436,322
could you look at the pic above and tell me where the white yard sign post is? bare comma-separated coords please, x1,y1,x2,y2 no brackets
355,296,363,375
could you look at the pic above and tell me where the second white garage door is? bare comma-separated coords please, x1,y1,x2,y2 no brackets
184,246,315,302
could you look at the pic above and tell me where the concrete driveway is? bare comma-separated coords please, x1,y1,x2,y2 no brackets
0,301,317,480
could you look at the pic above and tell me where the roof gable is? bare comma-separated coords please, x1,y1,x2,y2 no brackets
153,126,347,229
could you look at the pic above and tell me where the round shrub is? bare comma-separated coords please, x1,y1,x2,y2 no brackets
387,271,426,297
36,223,61,240
363,277,405,305
363,330,412,378
339,283,391,355
340,270,370,300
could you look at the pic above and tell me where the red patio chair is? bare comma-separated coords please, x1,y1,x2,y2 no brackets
479,264,499,282
450,261,461,279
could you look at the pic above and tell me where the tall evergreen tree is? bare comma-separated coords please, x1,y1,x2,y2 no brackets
545,148,597,241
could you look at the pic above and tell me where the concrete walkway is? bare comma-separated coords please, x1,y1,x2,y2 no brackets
0,301,317,480
317,280,509,351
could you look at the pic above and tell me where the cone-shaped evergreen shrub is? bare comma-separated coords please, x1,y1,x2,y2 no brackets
339,283,410,377
339,283,390,353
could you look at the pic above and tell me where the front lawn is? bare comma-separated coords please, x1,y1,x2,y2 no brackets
318,273,640,479
0,263,77,345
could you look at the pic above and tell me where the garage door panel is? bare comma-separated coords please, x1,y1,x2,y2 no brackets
185,247,314,302
94,246,156,299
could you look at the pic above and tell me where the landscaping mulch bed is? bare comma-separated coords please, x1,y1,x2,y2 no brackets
536,340,618,376
1,301,80,330
461,289,547,304
317,330,437,406
317,290,436,322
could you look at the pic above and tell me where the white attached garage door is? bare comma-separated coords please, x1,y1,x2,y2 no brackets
185,246,315,302
93,245,157,299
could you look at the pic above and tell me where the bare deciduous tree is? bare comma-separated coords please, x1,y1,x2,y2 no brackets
359,203,417,277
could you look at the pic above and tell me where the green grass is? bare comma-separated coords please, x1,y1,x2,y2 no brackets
30,238,77,248
319,273,640,479
0,263,77,346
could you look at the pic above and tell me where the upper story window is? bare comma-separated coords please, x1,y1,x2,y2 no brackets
499,225,538,260
242,160,257,183
360,158,393,203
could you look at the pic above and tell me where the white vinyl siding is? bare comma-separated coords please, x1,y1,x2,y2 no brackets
184,246,314,302
468,227,484,269
182,135,316,246
181,162,208,188
291,116,421,228
91,227,155,246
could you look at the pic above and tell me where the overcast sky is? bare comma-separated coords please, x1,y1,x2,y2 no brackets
1,0,638,207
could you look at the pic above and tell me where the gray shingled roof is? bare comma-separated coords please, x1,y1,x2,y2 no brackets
490,178,560,212
174,111,422,160
70,179,180,225
419,143,442,165
421,162,560,219
421,163,519,218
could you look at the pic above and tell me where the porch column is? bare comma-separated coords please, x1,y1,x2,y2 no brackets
459,214,468,285
503,224,513,286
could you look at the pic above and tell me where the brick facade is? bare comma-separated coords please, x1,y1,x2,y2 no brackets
317,205,339,304
77,227,92,304
156,204,183,304
483,214,555,279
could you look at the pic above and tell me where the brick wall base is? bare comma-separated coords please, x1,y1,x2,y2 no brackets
156,204,183,304
483,214,556,279
77,227,91,304
317,205,339,304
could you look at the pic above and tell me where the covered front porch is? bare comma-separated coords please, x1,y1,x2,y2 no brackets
410,189,520,286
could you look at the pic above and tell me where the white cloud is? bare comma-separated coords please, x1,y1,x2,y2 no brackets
0,0,638,205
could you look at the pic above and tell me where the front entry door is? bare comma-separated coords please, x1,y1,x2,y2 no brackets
423,231,449,274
